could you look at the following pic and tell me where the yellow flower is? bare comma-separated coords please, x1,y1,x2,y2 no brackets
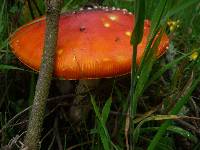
189,51,199,61
167,20,180,32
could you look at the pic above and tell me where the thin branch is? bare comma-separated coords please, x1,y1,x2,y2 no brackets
23,0,63,149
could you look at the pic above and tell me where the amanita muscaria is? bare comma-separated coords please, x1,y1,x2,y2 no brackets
9,7,169,79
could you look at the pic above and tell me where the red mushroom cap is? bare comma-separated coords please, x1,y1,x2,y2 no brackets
9,8,169,79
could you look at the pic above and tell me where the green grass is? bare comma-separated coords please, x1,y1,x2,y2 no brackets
1,0,200,149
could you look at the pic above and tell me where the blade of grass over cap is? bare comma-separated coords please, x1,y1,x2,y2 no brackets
129,0,145,120
139,0,172,70
128,0,172,147
131,28,165,119
131,0,172,104
148,0,168,38
129,31,167,145
135,0,172,89
138,29,165,90
129,0,145,148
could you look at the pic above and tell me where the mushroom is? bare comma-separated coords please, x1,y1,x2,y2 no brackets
9,7,169,122
9,7,169,79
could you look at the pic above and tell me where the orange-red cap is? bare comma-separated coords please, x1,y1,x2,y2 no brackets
9,8,169,79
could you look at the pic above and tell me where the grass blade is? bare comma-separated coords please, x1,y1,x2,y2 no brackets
130,0,145,118
141,126,197,143
130,0,145,95
102,97,112,124
90,96,111,150
167,126,198,143
129,1,145,148
133,114,181,144
0,64,24,71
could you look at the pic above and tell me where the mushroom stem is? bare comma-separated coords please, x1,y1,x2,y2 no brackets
69,79,100,123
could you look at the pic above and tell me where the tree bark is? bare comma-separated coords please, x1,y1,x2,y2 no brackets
23,0,62,149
